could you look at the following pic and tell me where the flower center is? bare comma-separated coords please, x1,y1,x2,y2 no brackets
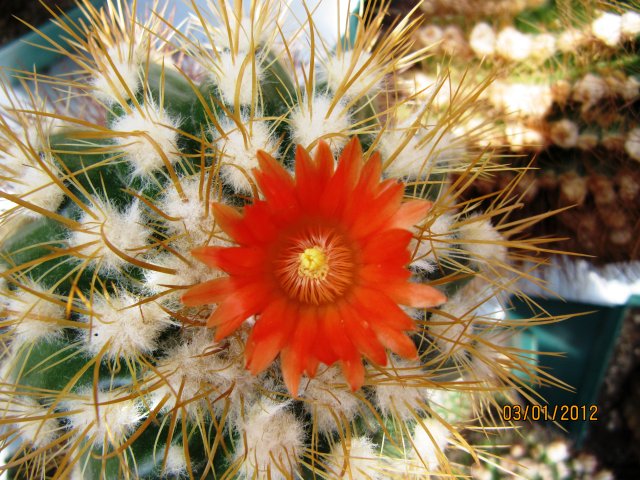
274,227,355,305
298,246,329,280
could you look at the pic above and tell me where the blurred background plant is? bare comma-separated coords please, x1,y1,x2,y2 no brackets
0,0,625,479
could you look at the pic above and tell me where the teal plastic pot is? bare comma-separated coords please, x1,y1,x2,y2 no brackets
511,295,636,445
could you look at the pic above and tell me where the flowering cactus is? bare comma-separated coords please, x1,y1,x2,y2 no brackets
0,1,559,478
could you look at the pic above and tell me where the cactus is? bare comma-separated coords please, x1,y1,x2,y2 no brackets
0,1,563,478
400,0,640,263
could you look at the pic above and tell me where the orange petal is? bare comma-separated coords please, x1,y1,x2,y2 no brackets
341,357,365,391
191,246,266,275
212,203,254,245
388,282,447,308
341,303,388,365
352,287,416,332
390,200,432,230
280,347,303,397
181,277,231,306
254,150,298,211
371,323,419,360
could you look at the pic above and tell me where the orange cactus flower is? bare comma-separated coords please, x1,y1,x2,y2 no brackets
182,137,446,395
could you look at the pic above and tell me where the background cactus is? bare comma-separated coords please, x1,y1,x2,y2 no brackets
396,0,640,263
0,1,564,478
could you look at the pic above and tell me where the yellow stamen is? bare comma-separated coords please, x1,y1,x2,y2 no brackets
298,246,329,280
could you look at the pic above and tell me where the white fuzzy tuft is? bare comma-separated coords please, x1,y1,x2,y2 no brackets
380,115,465,179
92,60,140,104
144,248,220,301
410,213,455,270
428,292,477,360
373,359,431,421
557,28,586,52
112,103,180,177
410,418,452,471
0,395,60,449
625,127,640,161
530,33,557,61
163,443,187,477
458,216,508,266
319,50,384,100
301,365,360,434
488,82,553,119
216,117,279,192
326,436,385,480
7,282,65,345
495,27,532,61
7,151,65,217
64,388,144,447
158,177,219,243
622,11,640,37
150,329,258,420
592,12,622,47
469,23,496,57
572,73,607,109
290,95,351,152
550,119,579,149
211,51,263,106
83,290,174,360
465,331,512,383
235,399,305,480
505,122,545,151
69,198,151,274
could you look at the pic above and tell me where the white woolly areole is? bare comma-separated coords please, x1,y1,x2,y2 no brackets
150,329,258,419
69,199,151,274
428,292,477,359
216,118,279,192
235,399,305,480
327,437,385,480
572,73,607,108
531,33,557,61
495,27,532,61
211,51,263,106
64,388,144,447
557,29,586,52
410,213,455,270
505,123,545,151
159,176,217,242
8,153,65,217
380,116,465,179
144,248,219,301
83,290,174,359
301,365,360,434
410,418,451,471
550,119,580,149
290,95,351,152
92,59,140,104
488,82,553,119
319,50,384,100
469,22,496,57
465,331,512,383
0,396,60,449
373,360,431,421
458,216,508,266
112,103,180,177
592,12,622,47
163,443,187,476
7,282,65,345
622,11,640,37
625,128,640,161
